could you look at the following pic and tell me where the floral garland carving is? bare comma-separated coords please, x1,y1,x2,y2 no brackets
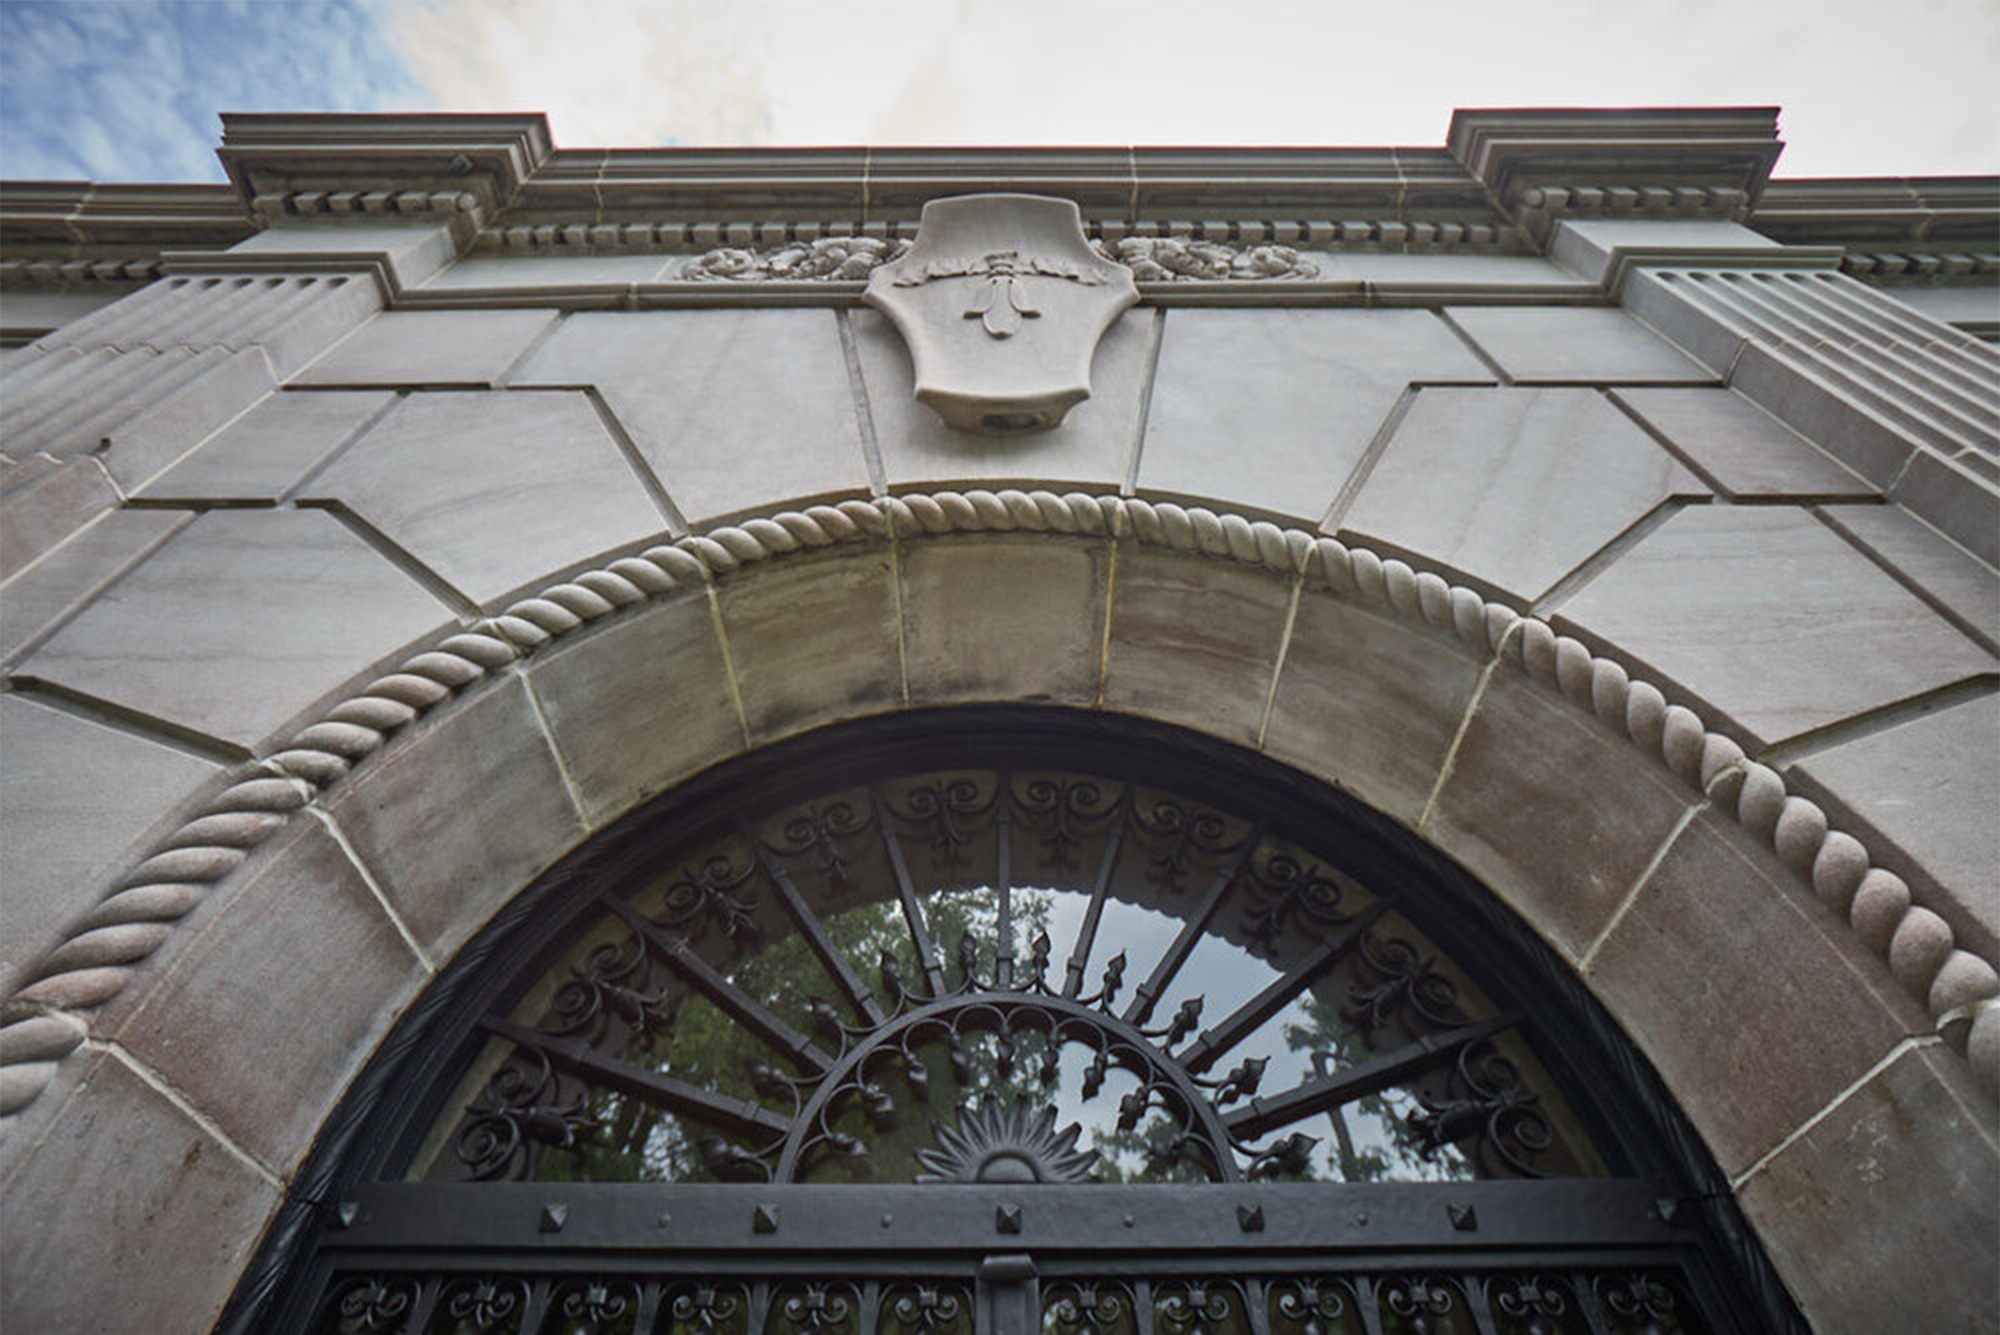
2,490,1993,1119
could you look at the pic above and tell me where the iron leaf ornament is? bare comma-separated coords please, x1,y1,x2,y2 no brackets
863,194,1138,434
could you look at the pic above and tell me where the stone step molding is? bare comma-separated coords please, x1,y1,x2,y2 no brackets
2,488,1994,1122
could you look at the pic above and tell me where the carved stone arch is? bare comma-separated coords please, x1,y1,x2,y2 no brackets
3,491,1993,1332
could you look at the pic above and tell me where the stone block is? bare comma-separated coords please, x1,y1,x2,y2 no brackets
19,508,454,749
0,507,189,663
1786,693,2000,964
1556,505,1994,747
99,345,278,492
1264,594,1484,827
1420,672,1694,960
104,819,428,1172
0,1053,281,1335
293,308,556,387
527,590,744,829
1139,308,1493,523
0,693,223,997
137,388,394,503
1613,387,1876,498
1584,813,1921,1176
424,254,674,291
1446,305,1715,384
899,535,1107,708
1103,547,1293,744
1340,387,1705,600
1817,502,1998,653
323,675,587,960
715,547,902,744
233,219,459,290
854,308,1145,493
1891,445,2000,567
1728,341,1915,489
514,310,869,527
0,455,118,581
300,389,669,607
1736,1045,1999,1335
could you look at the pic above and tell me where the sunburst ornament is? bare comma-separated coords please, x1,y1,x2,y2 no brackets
915,1095,1100,1185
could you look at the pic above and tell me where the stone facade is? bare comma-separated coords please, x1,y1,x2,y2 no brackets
1,109,1996,1331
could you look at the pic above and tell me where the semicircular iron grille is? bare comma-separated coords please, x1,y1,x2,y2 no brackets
235,711,1803,1335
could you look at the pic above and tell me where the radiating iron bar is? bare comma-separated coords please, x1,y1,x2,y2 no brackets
1354,1276,1387,1335
1244,1278,1271,1335
603,897,833,1072
754,846,886,1026
996,786,1014,989
483,1018,792,1139
1223,1012,1520,1139
1135,1279,1156,1335
1570,1272,1617,1335
1121,829,1262,1027
1461,1273,1503,1335
1176,898,1394,1075
516,1278,552,1335
1063,787,1132,999
872,786,949,997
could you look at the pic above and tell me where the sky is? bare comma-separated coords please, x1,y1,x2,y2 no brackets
1,0,1996,184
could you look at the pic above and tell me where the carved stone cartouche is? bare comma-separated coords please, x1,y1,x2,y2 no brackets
863,194,1138,434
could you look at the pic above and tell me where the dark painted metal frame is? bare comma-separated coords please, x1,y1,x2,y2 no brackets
221,705,1805,1334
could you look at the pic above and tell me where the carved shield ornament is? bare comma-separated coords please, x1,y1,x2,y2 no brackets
863,193,1138,433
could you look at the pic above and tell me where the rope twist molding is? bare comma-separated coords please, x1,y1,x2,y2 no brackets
3,490,1994,1120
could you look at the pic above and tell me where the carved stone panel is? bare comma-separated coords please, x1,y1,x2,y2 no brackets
863,194,1138,434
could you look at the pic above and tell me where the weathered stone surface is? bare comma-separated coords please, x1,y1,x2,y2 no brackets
855,308,1146,492
0,507,190,663
1103,546,1293,744
1585,812,1922,1176
19,508,454,749
1446,305,1715,383
0,693,222,997
1265,594,1483,827
1557,505,1994,746
98,346,278,492
0,1053,281,1335
1787,693,2000,964
300,389,669,607
293,308,556,387
716,547,901,744
1421,671,1695,960
1341,387,1705,600
527,590,744,828
1890,445,2000,567
424,254,673,291
514,309,868,527
324,675,586,959
1816,502,1998,652
899,535,1107,707
1613,387,1876,498
0,455,118,580
138,388,394,502
233,219,459,291
1727,341,1916,490
1736,1045,1999,1335
104,819,428,1172
1140,309,1493,523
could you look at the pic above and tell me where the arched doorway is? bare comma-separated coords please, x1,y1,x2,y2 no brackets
226,708,1800,1334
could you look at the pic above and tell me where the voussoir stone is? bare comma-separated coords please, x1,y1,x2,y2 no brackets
513,309,870,528
1340,386,1705,600
0,693,224,998
137,388,395,503
1556,505,1993,747
17,507,455,749
899,534,1108,708
300,388,670,608
0,1053,282,1334
1735,1045,1999,1334
1445,305,1716,384
1139,308,1493,523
